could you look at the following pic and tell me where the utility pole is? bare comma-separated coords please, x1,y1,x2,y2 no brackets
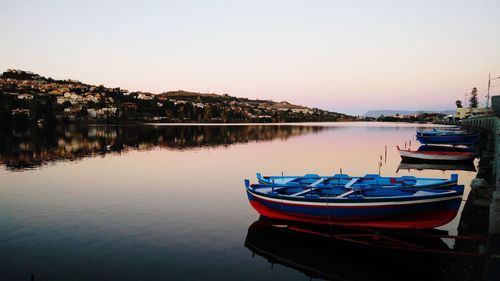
486,73,500,109
487,73,491,109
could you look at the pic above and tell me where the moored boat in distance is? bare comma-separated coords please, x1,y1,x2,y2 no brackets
415,128,479,145
244,176,464,229
256,172,458,189
416,127,467,136
416,133,480,145
397,145,477,163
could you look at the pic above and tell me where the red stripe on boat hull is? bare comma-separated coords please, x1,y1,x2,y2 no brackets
249,199,459,229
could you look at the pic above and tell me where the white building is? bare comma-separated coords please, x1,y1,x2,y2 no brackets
455,107,492,119
138,93,154,100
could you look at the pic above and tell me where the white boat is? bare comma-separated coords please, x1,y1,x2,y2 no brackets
397,146,476,162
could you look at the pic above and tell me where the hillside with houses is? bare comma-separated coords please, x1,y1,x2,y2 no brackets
0,69,353,125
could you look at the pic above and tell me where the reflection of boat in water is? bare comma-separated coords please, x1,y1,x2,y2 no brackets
397,145,477,163
245,218,478,281
398,161,476,172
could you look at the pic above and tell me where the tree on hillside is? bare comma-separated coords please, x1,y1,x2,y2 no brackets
62,101,72,108
42,99,57,122
455,100,463,108
469,87,479,108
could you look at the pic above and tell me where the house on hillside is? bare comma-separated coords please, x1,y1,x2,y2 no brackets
96,107,117,117
122,102,138,110
137,92,154,100
57,92,82,105
291,108,313,114
156,95,169,101
82,94,98,103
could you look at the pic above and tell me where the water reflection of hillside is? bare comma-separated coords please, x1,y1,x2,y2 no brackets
0,124,328,171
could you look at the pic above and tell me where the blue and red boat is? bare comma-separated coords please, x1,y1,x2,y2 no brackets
244,174,464,229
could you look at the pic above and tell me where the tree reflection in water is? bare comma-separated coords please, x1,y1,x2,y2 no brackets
0,124,328,171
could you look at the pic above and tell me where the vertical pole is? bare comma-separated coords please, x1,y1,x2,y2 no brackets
339,168,342,185
487,73,491,109
384,145,387,163
378,155,382,175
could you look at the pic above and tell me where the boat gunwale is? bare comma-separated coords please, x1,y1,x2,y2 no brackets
259,175,452,182
257,177,458,189
398,150,476,156
246,185,464,204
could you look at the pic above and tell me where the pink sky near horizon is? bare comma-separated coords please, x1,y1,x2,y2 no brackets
1,0,500,115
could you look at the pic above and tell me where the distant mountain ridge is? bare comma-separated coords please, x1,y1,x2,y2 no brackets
364,109,455,118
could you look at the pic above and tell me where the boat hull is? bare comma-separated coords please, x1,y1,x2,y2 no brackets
246,189,462,229
398,161,476,172
398,150,476,162
416,134,479,145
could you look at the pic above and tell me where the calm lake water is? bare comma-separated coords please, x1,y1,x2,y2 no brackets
0,122,478,281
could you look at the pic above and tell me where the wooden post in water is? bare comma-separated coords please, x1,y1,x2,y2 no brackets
378,155,382,175
385,145,387,163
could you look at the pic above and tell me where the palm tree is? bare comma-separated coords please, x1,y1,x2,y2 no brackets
469,87,479,108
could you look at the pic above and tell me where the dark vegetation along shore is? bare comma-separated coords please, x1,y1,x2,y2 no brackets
0,69,354,125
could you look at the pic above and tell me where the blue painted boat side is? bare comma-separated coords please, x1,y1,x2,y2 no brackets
416,134,480,145
246,190,462,219
247,184,464,203
245,182,464,229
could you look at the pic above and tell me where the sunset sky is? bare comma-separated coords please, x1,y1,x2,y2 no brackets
1,0,499,115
